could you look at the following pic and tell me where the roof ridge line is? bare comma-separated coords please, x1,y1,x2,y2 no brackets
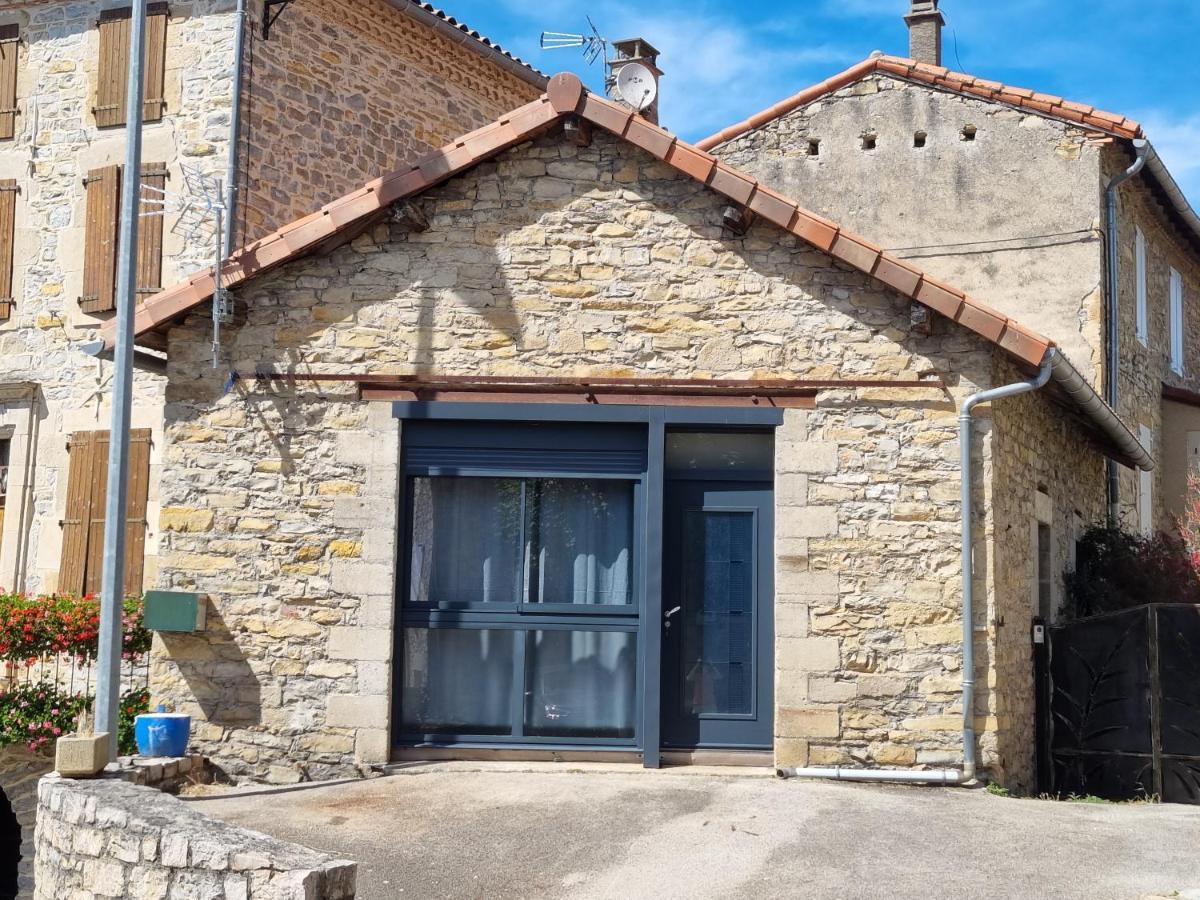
106,73,1055,374
695,54,1142,152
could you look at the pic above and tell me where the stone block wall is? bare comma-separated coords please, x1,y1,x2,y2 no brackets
0,0,540,596
33,774,356,899
236,0,544,242
148,128,1100,781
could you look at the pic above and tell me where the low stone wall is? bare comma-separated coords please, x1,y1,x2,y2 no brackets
33,775,356,899
0,746,54,898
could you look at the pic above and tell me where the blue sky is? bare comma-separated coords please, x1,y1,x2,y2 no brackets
452,0,1200,204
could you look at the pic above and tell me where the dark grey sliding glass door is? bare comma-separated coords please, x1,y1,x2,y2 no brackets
395,421,645,747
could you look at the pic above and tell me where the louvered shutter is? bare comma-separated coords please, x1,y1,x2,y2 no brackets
82,165,121,313
0,179,15,320
60,429,151,597
95,5,168,128
137,163,167,299
0,25,17,141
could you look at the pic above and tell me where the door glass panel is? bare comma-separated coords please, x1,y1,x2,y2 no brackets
665,432,773,475
525,630,637,738
409,477,523,605
525,479,634,606
681,510,754,716
400,628,515,735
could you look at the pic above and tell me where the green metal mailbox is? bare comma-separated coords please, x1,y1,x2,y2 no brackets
143,590,206,633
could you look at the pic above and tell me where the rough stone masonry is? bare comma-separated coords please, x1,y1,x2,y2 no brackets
149,125,1111,791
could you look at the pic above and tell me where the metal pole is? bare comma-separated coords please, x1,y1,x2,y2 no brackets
95,0,148,761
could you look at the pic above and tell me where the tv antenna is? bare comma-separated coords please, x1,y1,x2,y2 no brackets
144,164,234,367
540,16,610,85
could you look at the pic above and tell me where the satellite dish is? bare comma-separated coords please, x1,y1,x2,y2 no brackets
616,62,657,111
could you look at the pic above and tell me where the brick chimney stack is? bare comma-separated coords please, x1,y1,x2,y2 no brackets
905,0,945,66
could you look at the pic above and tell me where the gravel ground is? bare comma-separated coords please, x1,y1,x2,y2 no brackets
186,762,1200,900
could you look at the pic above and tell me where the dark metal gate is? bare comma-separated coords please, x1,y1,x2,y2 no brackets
1034,604,1200,803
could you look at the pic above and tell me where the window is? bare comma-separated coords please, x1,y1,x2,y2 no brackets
0,436,9,555
1138,424,1153,536
398,420,644,746
58,429,151,596
1135,227,1148,344
408,476,634,608
0,178,14,320
1036,523,1053,621
1170,267,1184,374
81,162,166,313
94,5,168,128
861,132,877,151
913,131,927,148
0,24,17,141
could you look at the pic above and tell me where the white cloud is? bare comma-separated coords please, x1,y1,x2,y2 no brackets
1140,112,1200,210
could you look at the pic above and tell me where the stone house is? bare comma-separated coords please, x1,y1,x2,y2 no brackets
0,0,543,596
106,72,1150,789
701,0,1200,570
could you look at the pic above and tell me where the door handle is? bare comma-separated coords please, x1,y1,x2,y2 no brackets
664,606,681,619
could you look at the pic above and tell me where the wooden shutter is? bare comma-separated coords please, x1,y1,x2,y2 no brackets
82,165,121,313
137,163,167,299
0,25,17,141
95,5,168,128
143,6,168,123
60,429,151,597
0,179,15,320
59,432,99,597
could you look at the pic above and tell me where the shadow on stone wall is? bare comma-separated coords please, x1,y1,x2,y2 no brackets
157,603,261,729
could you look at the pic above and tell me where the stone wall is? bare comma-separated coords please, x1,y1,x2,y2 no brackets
0,0,540,596
152,128,1106,781
33,774,356,899
1105,144,1200,532
0,0,242,593
0,745,55,898
711,73,1109,384
236,0,544,242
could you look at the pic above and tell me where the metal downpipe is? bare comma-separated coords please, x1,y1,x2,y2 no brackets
223,0,248,263
1104,138,1149,524
780,353,1055,786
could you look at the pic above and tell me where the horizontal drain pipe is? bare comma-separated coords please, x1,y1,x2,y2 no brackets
780,353,1057,787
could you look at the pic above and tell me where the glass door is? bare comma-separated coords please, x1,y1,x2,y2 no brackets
661,480,774,749
395,420,646,748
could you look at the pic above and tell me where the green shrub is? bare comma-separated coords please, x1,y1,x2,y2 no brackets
1063,526,1200,620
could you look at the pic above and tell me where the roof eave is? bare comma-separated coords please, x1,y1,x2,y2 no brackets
385,0,548,92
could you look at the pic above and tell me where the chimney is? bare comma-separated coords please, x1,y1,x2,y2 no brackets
904,0,945,66
608,38,662,124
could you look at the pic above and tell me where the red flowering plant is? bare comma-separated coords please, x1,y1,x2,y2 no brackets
0,593,152,752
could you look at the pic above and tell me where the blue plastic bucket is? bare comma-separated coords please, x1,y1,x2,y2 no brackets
134,711,191,758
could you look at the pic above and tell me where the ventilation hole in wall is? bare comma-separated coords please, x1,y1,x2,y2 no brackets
913,131,927,149
807,138,821,157
861,132,877,151
961,125,978,142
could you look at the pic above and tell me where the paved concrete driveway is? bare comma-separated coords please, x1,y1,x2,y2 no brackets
187,763,1200,899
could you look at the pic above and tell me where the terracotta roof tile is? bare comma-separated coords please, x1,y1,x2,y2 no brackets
108,73,1059,377
695,54,1145,151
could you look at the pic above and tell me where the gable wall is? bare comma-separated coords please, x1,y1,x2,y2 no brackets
153,130,1105,786
711,74,1107,385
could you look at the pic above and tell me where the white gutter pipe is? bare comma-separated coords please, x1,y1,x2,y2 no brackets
781,353,1056,786
1104,138,1150,523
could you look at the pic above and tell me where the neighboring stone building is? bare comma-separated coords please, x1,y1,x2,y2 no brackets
0,0,544,595
105,75,1149,790
691,1,1200,788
